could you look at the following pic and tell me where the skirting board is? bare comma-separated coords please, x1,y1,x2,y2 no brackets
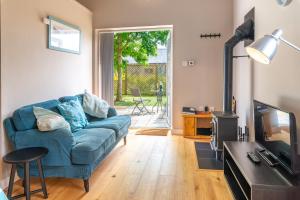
171,129,183,135
0,175,20,190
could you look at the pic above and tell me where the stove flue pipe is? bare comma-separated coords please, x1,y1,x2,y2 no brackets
223,19,254,113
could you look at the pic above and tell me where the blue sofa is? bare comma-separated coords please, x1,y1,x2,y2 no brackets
4,94,131,192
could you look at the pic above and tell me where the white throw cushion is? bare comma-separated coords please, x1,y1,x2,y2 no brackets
33,106,70,132
83,91,110,118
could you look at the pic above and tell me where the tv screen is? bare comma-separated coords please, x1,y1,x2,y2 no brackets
254,100,292,166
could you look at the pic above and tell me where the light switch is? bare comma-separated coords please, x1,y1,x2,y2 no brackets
182,61,188,67
182,60,195,67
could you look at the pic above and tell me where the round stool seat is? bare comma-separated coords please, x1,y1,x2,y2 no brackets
3,147,48,164
3,147,48,200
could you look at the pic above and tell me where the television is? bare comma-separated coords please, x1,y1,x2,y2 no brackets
254,100,300,174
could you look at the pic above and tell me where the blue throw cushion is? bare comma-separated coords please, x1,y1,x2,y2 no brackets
57,99,88,132
59,94,98,121
59,95,84,105
59,94,117,121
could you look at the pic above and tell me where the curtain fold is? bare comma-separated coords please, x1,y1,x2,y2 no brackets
100,33,114,105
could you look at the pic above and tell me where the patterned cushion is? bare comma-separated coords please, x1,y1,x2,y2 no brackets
59,94,98,121
59,94,117,121
59,95,84,105
33,107,70,132
57,99,88,132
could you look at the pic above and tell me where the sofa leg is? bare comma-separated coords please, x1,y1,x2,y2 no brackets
124,136,127,145
83,179,89,192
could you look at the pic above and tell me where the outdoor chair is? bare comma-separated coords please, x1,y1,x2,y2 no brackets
131,88,151,115
152,85,164,113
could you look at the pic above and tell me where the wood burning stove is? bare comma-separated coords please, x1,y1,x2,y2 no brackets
211,112,238,159
211,8,255,160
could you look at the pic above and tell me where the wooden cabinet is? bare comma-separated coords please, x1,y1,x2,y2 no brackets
182,112,212,139
183,116,195,137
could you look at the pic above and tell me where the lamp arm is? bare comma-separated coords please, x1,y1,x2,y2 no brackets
279,37,300,51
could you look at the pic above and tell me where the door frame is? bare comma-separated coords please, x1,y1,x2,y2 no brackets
94,25,174,129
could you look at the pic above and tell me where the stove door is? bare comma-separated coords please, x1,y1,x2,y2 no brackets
211,118,218,149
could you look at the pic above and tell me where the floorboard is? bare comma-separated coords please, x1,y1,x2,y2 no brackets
8,133,233,200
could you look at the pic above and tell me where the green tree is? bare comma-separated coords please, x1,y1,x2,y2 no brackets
114,30,169,101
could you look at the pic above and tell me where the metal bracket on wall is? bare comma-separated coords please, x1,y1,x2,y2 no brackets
233,55,250,59
200,33,221,39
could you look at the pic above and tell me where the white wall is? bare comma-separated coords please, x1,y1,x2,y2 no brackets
233,0,300,140
0,0,93,187
77,0,234,130
232,1,255,139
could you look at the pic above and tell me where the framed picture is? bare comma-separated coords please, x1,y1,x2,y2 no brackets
48,16,81,54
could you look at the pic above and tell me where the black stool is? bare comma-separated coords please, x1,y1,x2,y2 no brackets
3,147,48,200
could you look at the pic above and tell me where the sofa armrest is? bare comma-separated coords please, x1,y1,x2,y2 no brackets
4,118,17,147
107,107,118,118
14,128,75,166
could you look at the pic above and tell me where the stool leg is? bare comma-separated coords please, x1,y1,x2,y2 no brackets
37,159,48,198
24,162,30,200
7,164,16,198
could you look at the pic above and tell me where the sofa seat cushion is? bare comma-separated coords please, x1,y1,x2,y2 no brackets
85,115,131,137
12,100,60,131
71,128,116,165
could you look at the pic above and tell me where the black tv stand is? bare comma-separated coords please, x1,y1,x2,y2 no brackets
223,141,300,200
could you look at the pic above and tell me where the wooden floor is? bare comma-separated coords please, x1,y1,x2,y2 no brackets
10,133,233,200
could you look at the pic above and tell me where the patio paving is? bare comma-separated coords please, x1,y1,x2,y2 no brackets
115,106,170,128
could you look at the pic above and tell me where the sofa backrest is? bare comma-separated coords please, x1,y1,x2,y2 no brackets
12,99,60,131
10,94,116,132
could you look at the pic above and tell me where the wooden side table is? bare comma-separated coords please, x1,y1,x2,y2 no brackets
182,112,212,139
3,147,48,200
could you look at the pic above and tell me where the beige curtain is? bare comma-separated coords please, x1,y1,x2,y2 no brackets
100,33,114,105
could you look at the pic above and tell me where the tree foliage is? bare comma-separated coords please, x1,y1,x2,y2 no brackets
114,30,169,101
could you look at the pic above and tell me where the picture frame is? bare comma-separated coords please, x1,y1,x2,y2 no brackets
48,16,81,54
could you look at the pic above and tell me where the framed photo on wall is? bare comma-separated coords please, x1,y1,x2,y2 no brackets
48,16,81,54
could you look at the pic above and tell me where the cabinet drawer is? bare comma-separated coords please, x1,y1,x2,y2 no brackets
197,118,212,128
